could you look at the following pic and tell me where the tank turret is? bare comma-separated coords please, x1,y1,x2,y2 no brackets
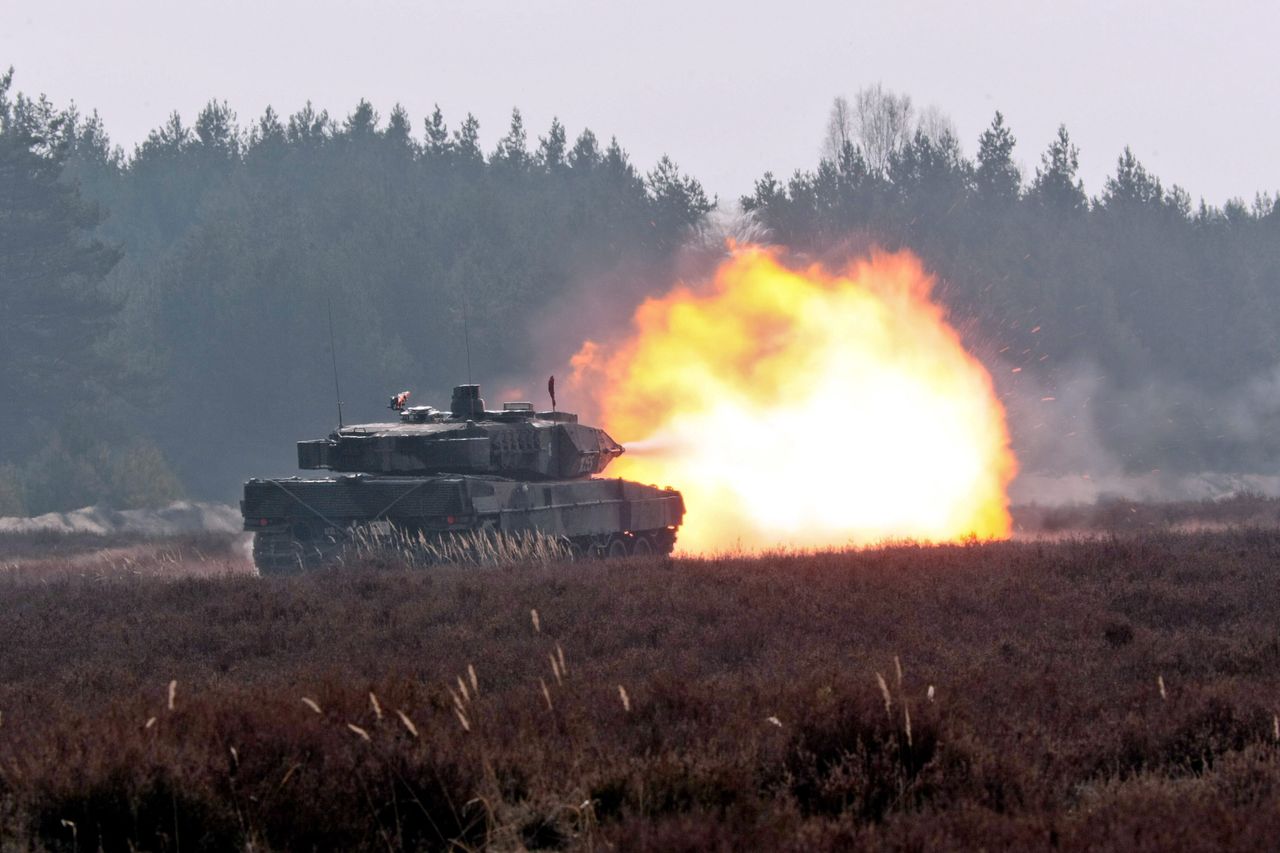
296,384,624,480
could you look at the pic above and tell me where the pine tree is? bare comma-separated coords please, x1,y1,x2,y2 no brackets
141,111,190,157
647,154,713,235
568,128,600,170
1029,125,1087,213
603,136,637,186
250,106,286,150
537,117,567,171
453,113,482,162
287,101,331,144
888,130,971,209
0,69,121,449
385,103,413,148
741,172,785,216
1102,146,1163,209
974,111,1020,205
194,100,239,158
344,99,379,137
492,107,528,168
424,104,451,157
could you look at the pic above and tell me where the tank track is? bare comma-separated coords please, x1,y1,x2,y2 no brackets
252,527,677,576
252,528,345,575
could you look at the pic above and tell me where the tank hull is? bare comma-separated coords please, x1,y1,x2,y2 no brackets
241,474,684,574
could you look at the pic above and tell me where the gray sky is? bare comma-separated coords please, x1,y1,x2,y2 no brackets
3,0,1277,206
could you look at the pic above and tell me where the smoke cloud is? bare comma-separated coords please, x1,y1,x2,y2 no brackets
532,209,1280,512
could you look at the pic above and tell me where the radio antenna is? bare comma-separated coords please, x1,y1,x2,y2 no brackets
327,297,344,428
461,294,473,385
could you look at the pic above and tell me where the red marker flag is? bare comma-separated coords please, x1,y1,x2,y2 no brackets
547,375,556,411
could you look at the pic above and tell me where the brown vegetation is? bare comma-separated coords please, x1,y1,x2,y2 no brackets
2,526,1280,850
0,532,249,580
1012,493,1280,535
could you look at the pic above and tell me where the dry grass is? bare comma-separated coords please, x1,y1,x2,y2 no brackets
1012,492,1280,535
345,527,573,569
1,521,1280,849
0,532,251,582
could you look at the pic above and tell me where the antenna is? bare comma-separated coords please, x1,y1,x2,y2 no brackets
327,297,344,428
461,295,472,385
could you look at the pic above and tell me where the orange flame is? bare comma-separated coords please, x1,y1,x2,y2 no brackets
569,244,1017,553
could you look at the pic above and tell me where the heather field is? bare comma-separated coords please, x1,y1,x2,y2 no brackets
3,516,1280,850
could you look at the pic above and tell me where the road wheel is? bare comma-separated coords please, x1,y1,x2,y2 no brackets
631,535,655,557
651,529,677,556
253,532,306,576
605,536,629,559
254,523,345,575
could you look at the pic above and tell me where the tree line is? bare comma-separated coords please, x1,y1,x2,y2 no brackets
0,69,710,512
3,72,1279,513
745,88,1280,480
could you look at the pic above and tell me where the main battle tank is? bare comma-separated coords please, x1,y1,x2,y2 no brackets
241,384,685,574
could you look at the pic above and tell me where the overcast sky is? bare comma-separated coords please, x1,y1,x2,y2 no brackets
3,0,1277,207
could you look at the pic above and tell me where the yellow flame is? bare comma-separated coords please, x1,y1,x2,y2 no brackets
570,244,1016,553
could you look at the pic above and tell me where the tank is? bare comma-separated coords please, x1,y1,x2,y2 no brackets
241,384,685,574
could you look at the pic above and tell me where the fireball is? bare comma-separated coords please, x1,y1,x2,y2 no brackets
570,244,1016,554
